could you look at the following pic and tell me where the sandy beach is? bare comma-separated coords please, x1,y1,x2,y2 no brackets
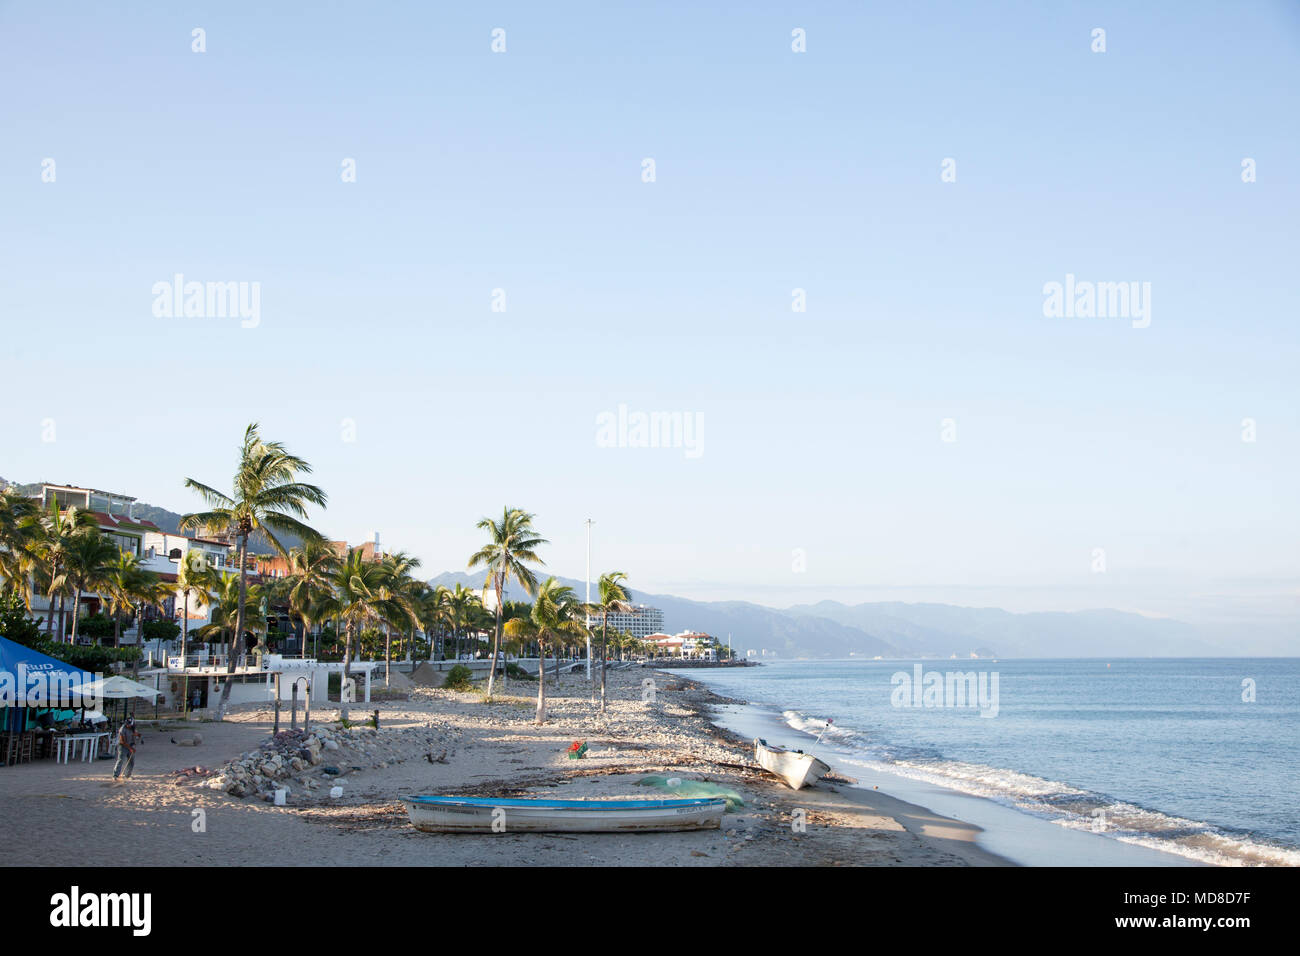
0,668,1008,867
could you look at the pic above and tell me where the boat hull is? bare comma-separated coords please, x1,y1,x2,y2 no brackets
754,739,831,790
403,795,726,833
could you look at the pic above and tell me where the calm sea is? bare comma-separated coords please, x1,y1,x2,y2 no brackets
687,658,1300,866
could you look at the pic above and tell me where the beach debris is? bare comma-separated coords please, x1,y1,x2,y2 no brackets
273,788,287,806
636,774,745,812
566,741,588,760
170,734,203,747
426,750,449,764
329,786,343,799
204,722,450,800
170,766,214,785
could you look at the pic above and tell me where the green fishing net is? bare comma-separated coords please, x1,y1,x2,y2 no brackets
635,775,745,812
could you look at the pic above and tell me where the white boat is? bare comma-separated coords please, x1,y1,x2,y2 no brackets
402,795,727,833
754,738,831,790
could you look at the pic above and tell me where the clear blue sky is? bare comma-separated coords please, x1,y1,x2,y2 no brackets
1,2,1296,648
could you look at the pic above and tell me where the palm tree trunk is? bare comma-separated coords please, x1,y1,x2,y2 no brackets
45,571,55,636
485,574,503,700
600,614,609,713
384,627,392,684
58,592,66,641
113,612,121,648
214,534,248,721
70,588,82,643
535,642,546,724
343,620,354,681
181,590,189,662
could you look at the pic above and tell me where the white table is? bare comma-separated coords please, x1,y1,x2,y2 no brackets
56,733,108,764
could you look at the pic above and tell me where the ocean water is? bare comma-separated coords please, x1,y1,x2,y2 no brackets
687,658,1300,867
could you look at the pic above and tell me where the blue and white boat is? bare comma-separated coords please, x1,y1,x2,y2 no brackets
403,795,726,833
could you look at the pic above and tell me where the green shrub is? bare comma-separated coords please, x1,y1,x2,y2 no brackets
443,664,474,691
30,641,141,671
506,662,535,681
0,592,43,644
74,613,115,641
142,619,181,642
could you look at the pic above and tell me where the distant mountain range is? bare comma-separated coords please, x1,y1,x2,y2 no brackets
2,477,1235,658
427,571,1226,659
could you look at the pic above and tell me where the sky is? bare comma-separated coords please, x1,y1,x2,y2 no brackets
1,2,1296,648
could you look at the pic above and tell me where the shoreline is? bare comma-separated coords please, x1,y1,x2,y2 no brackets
702,697,1205,868
0,666,1009,867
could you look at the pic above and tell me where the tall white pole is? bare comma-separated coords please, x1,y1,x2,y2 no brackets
584,518,594,679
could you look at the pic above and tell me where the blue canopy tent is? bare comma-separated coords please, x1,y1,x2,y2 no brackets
0,635,96,738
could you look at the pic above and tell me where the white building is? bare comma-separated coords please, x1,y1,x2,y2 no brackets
598,604,665,639
26,485,170,641
644,630,716,659
21,483,244,645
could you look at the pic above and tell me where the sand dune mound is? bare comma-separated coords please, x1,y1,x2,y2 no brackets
408,663,444,687
382,669,414,690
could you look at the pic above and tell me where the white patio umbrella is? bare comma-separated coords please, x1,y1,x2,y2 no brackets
71,675,162,730
72,675,161,701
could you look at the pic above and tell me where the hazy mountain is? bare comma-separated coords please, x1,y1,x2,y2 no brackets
1,475,1236,658
430,572,1228,658
426,571,905,659
787,600,1226,658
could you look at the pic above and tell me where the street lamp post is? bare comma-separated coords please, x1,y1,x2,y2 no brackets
584,518,594,682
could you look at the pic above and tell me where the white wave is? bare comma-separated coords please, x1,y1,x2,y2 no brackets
777,708,1300,868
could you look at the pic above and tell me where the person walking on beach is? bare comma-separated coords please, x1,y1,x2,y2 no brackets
112,716,140,781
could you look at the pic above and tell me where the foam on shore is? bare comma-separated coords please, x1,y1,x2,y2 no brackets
779,708,1300,868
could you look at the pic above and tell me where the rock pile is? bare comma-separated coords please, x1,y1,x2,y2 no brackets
204,722,449,801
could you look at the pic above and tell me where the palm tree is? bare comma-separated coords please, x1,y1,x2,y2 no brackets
402,581,440,662
518,577,585,724
33,500,101,639
588,571,633,712
0,487,38,606
377,550,422,684
284,540,339,659
103,551,158,647
467,508,547,701
180,423,326,719
442,583,479,660
175,550,217,667
194,572,268,650
55,531,118,644
502,613,539,678
315,547,403,698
